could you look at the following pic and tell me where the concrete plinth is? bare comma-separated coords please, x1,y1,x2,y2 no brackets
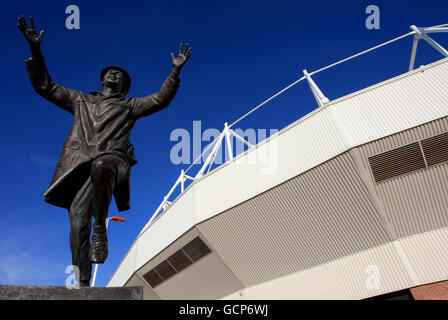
0,285,143,300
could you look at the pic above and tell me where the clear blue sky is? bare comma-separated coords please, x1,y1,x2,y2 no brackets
0,0,447,287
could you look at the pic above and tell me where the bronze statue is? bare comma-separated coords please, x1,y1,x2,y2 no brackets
17,15,192,287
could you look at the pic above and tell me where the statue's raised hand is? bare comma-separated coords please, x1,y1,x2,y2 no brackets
17,15,44,47
171,43,192,69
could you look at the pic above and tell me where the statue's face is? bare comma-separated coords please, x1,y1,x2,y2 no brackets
102,69,126,92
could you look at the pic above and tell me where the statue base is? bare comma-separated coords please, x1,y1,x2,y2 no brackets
0,285,143,300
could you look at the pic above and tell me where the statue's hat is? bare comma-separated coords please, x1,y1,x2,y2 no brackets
101,66,132,95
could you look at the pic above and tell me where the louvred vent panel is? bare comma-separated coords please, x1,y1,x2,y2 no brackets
167,249,193,272
369,142,426,182
142,269,163,288
154,260,176,280
142,237,212,288
182,237,212,261
421,133,448,167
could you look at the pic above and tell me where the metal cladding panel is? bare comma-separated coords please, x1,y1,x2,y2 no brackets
398,227,448,285
359,116,448,158
194,107,346,224
153,252,244,300
137,228,199,278
134,228,243,300
240,241,412,300
220,291,243,300
331,58,448,148
358,116,448,238
196,153,390,287
126,275,160,300
108,242,138,287
375,166,448,238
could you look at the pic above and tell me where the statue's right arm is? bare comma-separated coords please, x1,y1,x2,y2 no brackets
18,16,78,114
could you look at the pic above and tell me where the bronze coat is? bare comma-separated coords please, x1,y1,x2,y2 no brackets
25,56,180,212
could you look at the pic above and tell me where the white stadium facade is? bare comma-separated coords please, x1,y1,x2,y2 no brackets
107,25,448,300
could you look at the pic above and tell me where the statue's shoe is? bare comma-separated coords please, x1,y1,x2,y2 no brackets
89,226,109,264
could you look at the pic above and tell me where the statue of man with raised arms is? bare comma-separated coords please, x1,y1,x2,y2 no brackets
17,15,192,286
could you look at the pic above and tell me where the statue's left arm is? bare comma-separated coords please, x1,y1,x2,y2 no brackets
132,43,192,120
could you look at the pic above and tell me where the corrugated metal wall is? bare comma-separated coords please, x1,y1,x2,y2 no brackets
153,252,244,300
358,116,448,238
126,274,160,300
131,228,244,300
240,241,412,300
221,227,448,300
136,228,200,280
196,152,390,287
399,227,448,285
330,60,448,148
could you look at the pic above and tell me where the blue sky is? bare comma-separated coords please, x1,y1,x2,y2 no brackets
0,0,447,287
